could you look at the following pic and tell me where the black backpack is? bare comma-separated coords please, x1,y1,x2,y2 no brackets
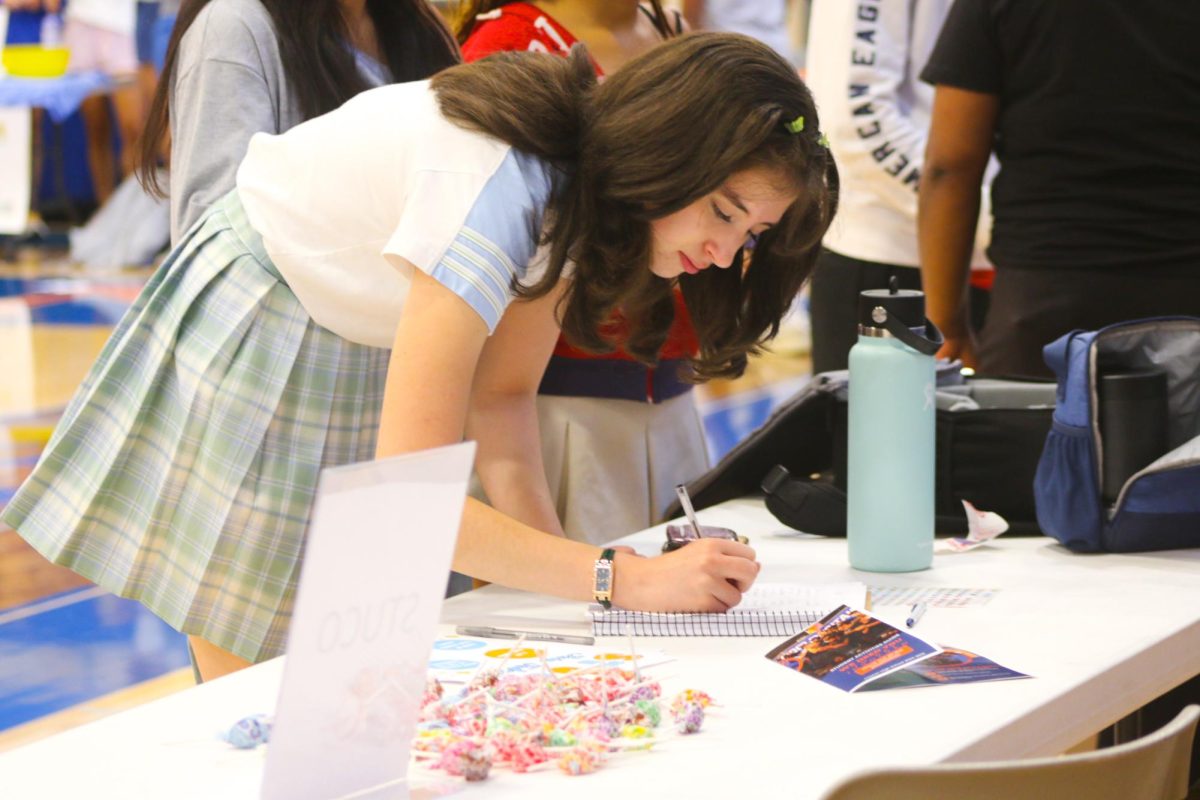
665,371,1055,537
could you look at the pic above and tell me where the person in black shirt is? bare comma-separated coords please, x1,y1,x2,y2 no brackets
917,0,1200,378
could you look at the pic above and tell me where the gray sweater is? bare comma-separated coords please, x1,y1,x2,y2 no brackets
168,0,389,243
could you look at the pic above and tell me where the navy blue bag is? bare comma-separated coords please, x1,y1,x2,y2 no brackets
1035,317,1200,552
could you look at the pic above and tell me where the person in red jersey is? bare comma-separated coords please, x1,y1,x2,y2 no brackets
454,1,710,545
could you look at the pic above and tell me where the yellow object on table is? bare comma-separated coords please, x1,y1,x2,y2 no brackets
8,424,55,447
2,45,70,78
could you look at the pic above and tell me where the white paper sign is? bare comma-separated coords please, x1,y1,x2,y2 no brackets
0,106,33,235
262,442,475,800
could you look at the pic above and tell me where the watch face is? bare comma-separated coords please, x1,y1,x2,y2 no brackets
594,562,612,594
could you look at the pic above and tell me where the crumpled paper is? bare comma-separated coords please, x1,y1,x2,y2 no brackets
939,500,1009,553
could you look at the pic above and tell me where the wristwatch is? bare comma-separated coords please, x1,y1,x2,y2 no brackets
593,548,616,609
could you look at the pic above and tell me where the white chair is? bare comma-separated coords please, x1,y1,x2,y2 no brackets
822,705,1199,800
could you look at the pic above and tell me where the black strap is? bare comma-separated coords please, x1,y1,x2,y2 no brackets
761,465,848,538
882,312,944,356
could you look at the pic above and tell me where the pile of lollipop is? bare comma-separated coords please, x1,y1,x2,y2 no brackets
413,661,713,782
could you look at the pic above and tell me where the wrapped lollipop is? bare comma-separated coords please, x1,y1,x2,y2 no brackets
437,739,492,781
675,701,706,735
631,699,661,728
557,743,606,776
630,681,662,702
222,714,273,749
670,689,713,717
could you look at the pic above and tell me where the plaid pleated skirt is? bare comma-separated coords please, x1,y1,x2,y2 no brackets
1,191,388,662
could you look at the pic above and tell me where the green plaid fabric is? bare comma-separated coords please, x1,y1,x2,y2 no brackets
1,192,388,662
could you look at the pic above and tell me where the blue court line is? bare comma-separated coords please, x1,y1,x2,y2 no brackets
0,275,145,300
26,296,130,325
0,587,190,731
0,586,107,626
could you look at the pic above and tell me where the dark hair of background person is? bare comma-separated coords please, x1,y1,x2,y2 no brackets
137,0,461,196
450,0,676,43
433,33,840,381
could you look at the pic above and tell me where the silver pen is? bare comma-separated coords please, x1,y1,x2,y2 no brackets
905,602,928,628
455,625,595,646
675,483,705,538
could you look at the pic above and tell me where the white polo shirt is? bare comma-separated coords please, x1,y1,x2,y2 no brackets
237,80,554,348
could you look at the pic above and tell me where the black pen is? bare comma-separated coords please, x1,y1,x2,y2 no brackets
456,625,595,646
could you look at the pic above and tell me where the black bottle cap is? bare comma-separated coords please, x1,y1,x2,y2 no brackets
858,275,926,329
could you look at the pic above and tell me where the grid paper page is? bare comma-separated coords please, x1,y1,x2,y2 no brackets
868,586,998,608
590,582,866,637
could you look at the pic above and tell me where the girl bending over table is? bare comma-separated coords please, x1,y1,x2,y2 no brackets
3,33,839,681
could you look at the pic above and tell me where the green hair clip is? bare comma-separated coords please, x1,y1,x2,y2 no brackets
818,133,830,148
785,115,805,134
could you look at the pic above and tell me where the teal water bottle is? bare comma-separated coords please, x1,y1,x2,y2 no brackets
846,278,942,572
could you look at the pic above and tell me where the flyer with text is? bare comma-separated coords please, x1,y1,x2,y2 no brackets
766,605,940,693
855,646,1029,691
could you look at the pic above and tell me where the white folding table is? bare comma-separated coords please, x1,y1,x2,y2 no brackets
3,498,1198,798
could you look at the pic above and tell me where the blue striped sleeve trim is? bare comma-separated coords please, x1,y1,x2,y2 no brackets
433,233,510,326
428,149,552,332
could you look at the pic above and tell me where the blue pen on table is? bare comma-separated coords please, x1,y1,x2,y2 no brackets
455,625,595,646
905,602,927,628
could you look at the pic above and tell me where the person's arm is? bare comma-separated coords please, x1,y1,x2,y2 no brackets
7,0,58,10
918,85,998,366
169,8,278,242
464,281,566,536
4,0,58,10
377,268,760,611
680,0,706,29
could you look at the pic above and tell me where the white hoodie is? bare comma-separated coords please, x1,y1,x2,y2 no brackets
806,0,993,268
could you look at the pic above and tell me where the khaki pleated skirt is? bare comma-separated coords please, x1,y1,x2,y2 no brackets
534,392,710,544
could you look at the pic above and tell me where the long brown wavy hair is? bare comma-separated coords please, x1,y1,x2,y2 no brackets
136,0,460,197
450,1,676,44
432,33,839,380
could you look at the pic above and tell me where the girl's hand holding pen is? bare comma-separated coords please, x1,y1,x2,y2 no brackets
612,538,760,613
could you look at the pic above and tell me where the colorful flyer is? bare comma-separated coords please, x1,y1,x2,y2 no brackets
766,605,940,693
856,646,1030,691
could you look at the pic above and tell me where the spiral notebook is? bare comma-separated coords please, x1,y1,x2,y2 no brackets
589,582,868,637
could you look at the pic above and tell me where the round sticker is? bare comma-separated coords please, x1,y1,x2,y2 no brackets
434,638,488,651
428,659,481,670
484,647,542,659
